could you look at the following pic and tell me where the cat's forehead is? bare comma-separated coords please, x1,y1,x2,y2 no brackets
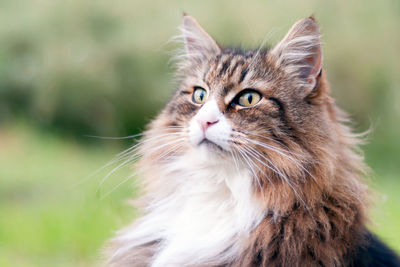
204,50,255,82
200,49,274,97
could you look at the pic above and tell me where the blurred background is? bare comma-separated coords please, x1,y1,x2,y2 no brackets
0,0,399,266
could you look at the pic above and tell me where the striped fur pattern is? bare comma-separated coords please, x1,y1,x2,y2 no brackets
106,15,374,266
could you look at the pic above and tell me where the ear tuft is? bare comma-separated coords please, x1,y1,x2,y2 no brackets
271,17,323,91
308,15,317,23
180,15,220,61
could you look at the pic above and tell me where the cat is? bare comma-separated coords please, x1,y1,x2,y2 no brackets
106,15,400,267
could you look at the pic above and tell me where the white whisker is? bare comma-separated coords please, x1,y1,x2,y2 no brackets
243,137,317,183
99,139,186,198
231,144,264,196
100,168,144,200
83,132,144,140
242,144,314,220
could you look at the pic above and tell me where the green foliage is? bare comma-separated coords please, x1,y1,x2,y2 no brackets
1,0,399,138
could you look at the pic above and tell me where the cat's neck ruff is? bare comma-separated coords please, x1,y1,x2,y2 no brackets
120,148,266,266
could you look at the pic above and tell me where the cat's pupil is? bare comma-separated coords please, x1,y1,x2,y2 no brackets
247,94,253,104
199,91,204,100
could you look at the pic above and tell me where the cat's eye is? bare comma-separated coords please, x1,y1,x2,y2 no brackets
192,87,207,104
236,90,261,107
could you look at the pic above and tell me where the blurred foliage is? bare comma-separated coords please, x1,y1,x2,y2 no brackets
0,0,399,139
0,0,399,266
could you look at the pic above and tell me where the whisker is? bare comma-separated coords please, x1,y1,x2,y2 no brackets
100,168,144,200
74,130,186,188
72,144,141,188
229,149,241,174
248,28,279,68
96,153,141,192
239,131,306,159
83,132,144,140
240,144,314,220
237,144,275,187
75,130,185,189
99,140,186,198
231,144,264,196
144,137,186,156
243,137,317,183
231,139,312,214
98,137,186,189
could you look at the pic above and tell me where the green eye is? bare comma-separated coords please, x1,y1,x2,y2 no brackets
237,90,261,107
192,87,207,104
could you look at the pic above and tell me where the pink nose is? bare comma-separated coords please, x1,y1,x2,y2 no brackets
197,118,219,132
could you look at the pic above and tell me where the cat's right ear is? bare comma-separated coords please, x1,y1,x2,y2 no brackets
180,14,220,61
271,17,322,94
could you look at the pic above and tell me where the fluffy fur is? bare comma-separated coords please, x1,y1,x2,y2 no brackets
105,15,399,266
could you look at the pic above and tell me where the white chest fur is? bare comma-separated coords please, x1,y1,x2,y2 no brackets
116,150,265,266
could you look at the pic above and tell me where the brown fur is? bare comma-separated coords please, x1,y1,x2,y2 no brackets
107,16,371,266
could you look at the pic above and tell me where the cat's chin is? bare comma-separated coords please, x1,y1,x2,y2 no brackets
193,139,231,162
199,139,225,152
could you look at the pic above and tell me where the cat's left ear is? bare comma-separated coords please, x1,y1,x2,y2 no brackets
181,14,221,61
271,16,322,94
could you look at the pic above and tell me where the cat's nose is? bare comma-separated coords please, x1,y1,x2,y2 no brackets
197,117,219,132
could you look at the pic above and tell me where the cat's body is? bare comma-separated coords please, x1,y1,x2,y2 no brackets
106,15,400,266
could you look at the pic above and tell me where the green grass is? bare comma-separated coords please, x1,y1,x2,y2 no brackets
0,123,136,266
371,178,400,253
0,123,399,266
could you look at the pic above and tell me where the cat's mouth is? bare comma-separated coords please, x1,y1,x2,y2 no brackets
199,138,226,152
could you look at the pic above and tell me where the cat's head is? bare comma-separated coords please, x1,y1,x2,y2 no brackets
144,15,343,191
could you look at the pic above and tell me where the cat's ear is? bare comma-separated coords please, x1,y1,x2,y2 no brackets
271,16,322,93
181,14,220,60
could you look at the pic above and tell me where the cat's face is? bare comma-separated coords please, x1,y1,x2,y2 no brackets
163,16,324,155
150,15,330,186
183,48,298,154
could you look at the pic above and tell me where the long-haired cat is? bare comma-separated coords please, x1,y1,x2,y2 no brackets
106,15,400,266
